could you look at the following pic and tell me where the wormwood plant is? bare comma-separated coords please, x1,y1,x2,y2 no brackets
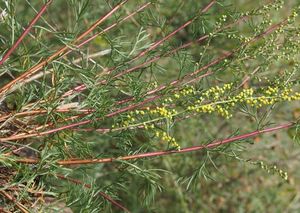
0,0,299,212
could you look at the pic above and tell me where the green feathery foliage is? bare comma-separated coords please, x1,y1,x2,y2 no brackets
0,0,299,212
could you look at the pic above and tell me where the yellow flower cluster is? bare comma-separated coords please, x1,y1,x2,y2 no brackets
280,88,294,101
143,123,155,130
188,104,213,113
204,83,233,100
163,97,174,105
256,96,276,106
119,114,136,127
234,87,299,108
245,97,259,106
134,109,146,115
259,161,288,181
150,107,177,119
235,88,254,101
155,131,181,150
173,86,195,100
288,10,298,24
112,81,299,153
216,105,231,118
264,86,279,95
188,103,232,119
185,83,300,120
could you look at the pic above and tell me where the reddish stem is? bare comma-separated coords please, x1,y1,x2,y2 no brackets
16,122,295,165
0,108,94,122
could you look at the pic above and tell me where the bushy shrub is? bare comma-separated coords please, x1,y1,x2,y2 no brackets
0,0,299,212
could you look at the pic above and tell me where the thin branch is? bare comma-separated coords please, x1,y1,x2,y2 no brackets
0,108,94,123
115,17,285,103
15,122,295,165
0,0,53,66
